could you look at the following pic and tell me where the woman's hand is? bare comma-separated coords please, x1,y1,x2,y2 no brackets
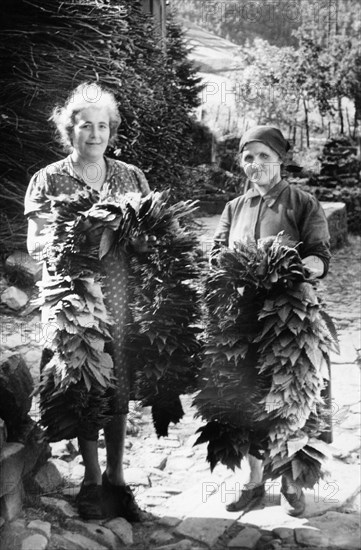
302,255,324,279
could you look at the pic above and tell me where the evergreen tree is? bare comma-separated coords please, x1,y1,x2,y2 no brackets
0,0,203,251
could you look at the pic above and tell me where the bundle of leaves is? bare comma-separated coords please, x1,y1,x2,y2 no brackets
194,235,338,488
37,188,203,441
0,0,203,252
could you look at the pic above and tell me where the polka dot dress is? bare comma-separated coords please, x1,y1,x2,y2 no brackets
25,155,151,415
102,251,131,413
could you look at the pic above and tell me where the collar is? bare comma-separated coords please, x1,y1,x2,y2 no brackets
244,179,288,207
57,155,118,183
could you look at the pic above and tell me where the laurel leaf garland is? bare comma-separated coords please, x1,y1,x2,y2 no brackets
193,234,338,488
36,188,202,441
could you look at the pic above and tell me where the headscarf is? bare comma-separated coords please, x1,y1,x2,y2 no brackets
239,125,290,159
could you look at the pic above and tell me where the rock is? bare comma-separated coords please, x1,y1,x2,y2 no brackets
272,527,294,541
260,532,275,543
263,542,282,550
104,517,133,546
0,479,24,521
294,526,329,546
141,495,166,507
5,251,42,281
156,541,193,550
162,437,182,448
0,517,5,530
146,453,168,470
165,457,194,471
65,463,85,485
0,520,26,550
1,287,29,310
307,511,361,549
27,519,51,538
0,355,33,437
173,448,195,458
175,516,234,547
21,533,48,550
163,487,183,496
33,461,63,495
150,529,175,544
0,442,25,498
11,518,27,529
50,534,81,550
0,331,24,351
227,526,262,548
157,516,181,528
124,467,150,486
50,440,77,459
143,487,175,499
0,419,7,451
41,497,77,518
54,531,108,550
183,433,200,448
49,458,74,480
23,349,42,375
67,520,119,550
20,420,51,476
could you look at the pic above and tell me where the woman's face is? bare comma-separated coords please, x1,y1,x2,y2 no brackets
71,106,111,161
240,141,282,190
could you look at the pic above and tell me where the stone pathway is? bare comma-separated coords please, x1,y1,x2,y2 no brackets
0,224,360,550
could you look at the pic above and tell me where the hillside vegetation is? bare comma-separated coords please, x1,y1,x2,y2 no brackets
171,0,360,48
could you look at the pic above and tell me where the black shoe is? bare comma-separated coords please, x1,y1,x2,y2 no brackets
102,472,142,522
280,476,306,517
226,484,265,512
76,483,103,520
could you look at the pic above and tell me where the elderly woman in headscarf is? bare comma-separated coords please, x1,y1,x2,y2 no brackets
210,125,331,516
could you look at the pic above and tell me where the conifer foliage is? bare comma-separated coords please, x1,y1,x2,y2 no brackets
0,0,203,252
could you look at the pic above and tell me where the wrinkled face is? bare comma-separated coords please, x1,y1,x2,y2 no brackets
71,106,111,161
240,141,282,189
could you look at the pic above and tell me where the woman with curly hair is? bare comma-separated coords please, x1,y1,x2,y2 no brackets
25,82,150,521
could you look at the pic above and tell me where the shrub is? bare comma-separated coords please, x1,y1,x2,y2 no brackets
0,0,203,253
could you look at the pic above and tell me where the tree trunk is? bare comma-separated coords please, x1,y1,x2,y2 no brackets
338,94,344,134
211,133,217,164
353,99,359,139
302,96,310,148
346,108,351,137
